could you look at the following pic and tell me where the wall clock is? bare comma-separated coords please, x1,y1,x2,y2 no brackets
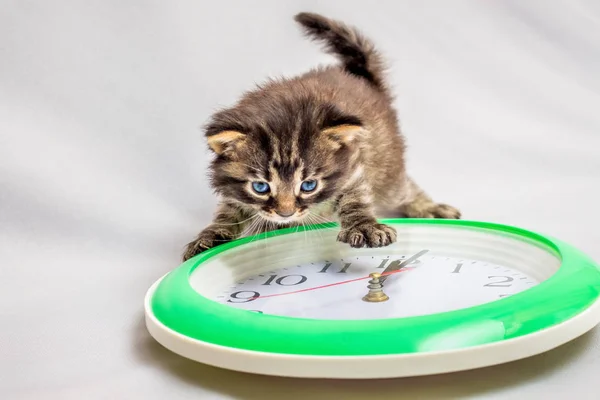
145,219,600,378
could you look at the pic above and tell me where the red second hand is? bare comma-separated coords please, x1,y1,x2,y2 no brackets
256,267,415,299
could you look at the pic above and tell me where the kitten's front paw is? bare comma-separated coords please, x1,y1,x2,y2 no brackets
182,230,233,261
337,223,397,248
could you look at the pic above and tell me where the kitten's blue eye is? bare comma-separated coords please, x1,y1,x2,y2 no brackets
300,180,317,192
252,181,270,194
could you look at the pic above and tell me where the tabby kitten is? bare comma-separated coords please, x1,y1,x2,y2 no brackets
183,12,460,261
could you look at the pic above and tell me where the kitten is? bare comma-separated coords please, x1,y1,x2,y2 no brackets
182,12,460,261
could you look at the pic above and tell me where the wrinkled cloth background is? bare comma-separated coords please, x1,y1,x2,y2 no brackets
2,1,600,399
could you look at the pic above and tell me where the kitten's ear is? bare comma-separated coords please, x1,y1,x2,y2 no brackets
322,124,364,145
206,130,246,155
320,106,364,146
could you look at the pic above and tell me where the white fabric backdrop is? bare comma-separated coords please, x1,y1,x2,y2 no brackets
2,1,599,398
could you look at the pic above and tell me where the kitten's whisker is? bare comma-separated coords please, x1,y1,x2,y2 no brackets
308,211,334,223
310,218,337,230
306,213,339,233
305,213,339,247
302,214,321,246
261,219,271,252
303,215,317,244
250,227,266,250
213,213,259,227
243,215,262,239
308,214,325,243
241,217,255,237
249,218,264,246
293,221,303,244
302,219,308,245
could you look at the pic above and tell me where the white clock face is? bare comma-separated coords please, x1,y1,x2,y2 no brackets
211,253,539,320
190,224,561,321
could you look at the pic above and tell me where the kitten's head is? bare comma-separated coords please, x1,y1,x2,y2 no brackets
204,96,364,224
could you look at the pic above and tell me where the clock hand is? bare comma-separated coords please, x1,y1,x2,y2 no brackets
362,250,429,302
379,249,429,284
251,251,427,300
255,267,416,299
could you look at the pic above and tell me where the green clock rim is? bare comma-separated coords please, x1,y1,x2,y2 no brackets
150,219,600,356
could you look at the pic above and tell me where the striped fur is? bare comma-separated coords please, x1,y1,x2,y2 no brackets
183,12,460,261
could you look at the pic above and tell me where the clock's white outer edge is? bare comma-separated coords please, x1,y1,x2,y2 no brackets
144,277,600,379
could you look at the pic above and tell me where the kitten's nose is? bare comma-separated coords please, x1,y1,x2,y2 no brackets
276,210,295,217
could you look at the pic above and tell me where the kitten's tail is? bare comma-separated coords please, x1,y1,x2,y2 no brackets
294,12,388,93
